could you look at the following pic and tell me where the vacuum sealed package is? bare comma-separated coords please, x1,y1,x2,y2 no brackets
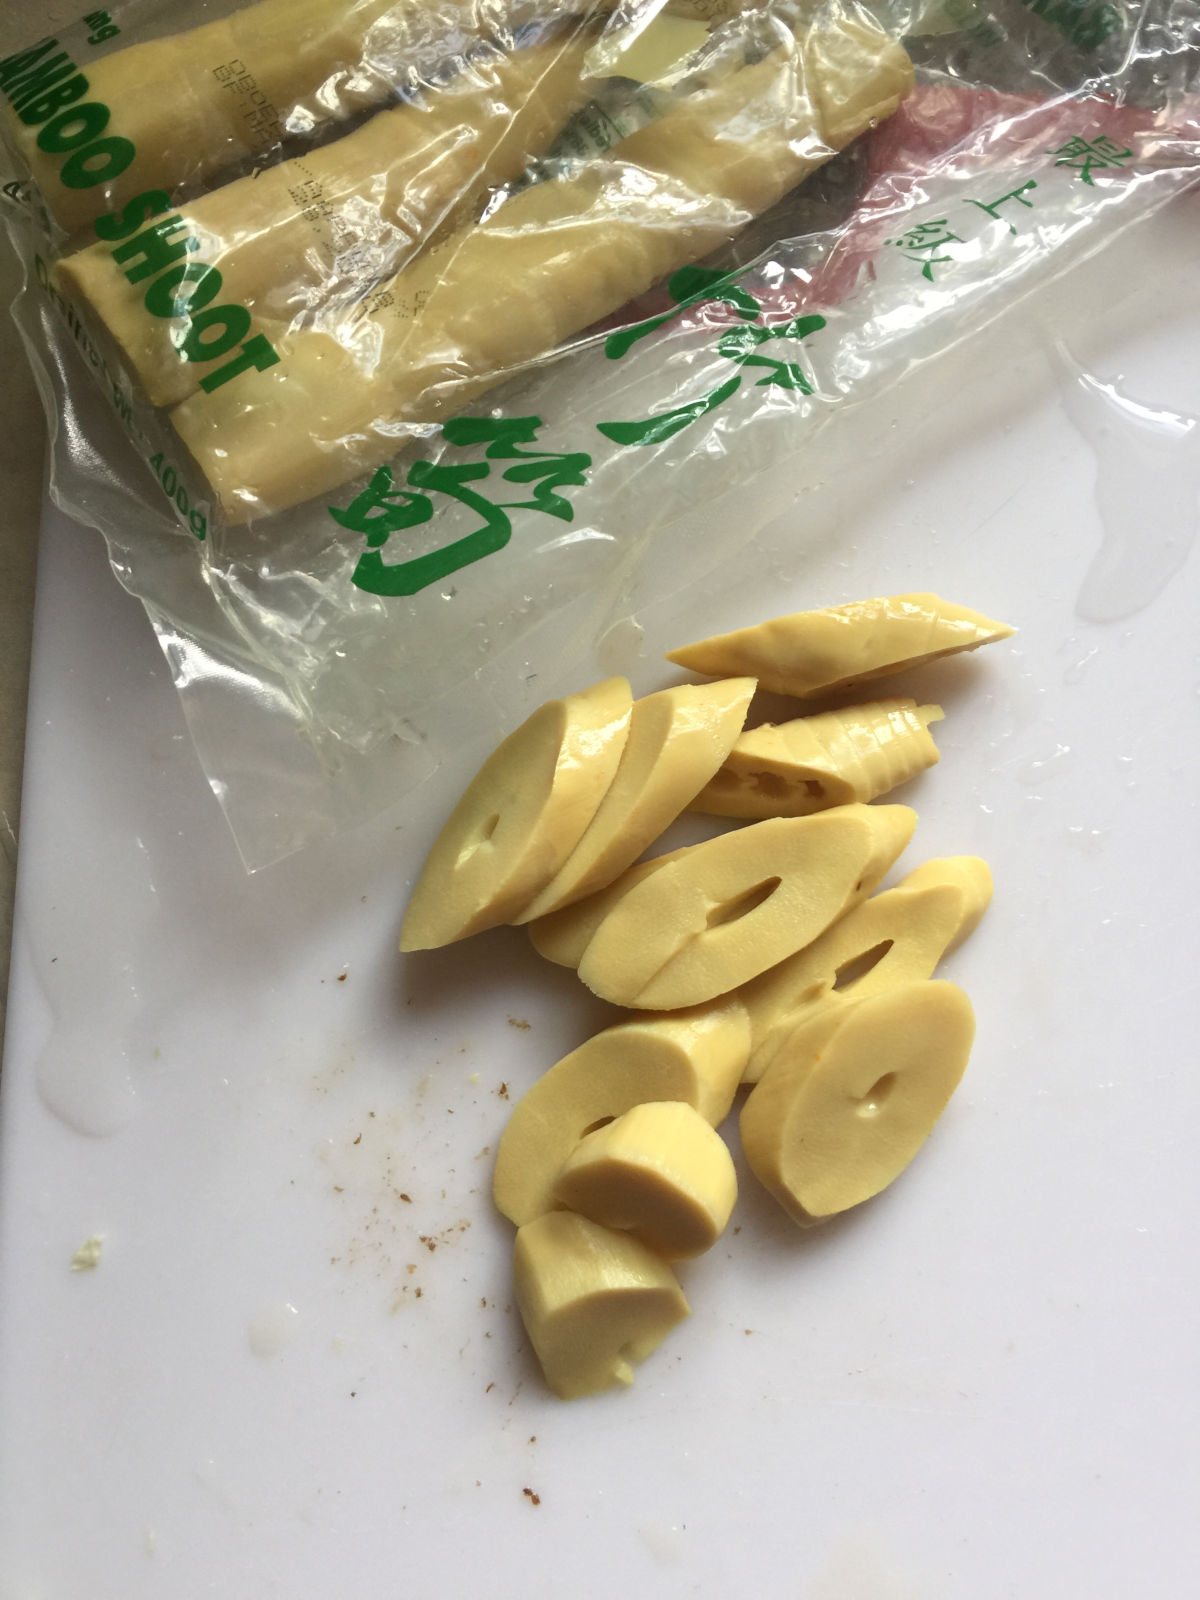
2,0,1198,865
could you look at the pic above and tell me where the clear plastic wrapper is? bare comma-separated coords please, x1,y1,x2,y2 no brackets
2,0,1198,866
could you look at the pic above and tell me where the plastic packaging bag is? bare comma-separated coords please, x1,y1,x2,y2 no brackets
2,0,1198,866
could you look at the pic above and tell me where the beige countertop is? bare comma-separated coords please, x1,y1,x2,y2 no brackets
0,2,81,1053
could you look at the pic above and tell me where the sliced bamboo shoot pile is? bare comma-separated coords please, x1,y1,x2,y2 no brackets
666,594,1014,697
690,697,943,818
513,1211,689,1399
554,1100,737,1259
738,855,992,1082
399,676,631,950
576,803,916,1010
492,998,749,1225
515,677,755,921
740,980,975,1225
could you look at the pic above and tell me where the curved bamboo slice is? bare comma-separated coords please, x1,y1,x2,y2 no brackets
737,855,992,1083
513,1210,689,1399
514,677,755,922
666,593,1014,698
554,1100,737,1260
576,802,916,1010
740,980,975,1224
399,675,631,950
526,848,687,967
690,697,942,818
492,997,749,1225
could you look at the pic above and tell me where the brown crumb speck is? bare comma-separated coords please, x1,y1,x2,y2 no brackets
486,1382,495,1393
507,1016,531,1030
399,1193,412,1203
337,973,347,983
529,1435,536,1444
415,1287,423,1298
419,1236,437,1252
496,1083,509,1100
523,1488,541,1506
353,1134,362,1145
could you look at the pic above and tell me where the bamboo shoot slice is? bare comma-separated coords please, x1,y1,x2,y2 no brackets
526,849,687,968
513,1210,689,1399
514,677,755,921
576,803,916,1010
738,855,993,1083
666,594,1014,697
399,676,631,950
690,698,943,818
554,1100,737,1259
493,998,749,1225
740,980,975,1224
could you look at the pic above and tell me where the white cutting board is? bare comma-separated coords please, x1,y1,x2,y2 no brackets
2,195,1199,1600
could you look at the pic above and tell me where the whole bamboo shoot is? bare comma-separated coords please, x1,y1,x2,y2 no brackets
171,15,913,520
57,30,597,406
8,0,422,231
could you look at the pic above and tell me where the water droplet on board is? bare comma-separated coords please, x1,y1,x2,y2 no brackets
248,1302,300,1358
1054,341,1200,622
1016,742,1074,786
1063,646,1100,685
638,1522,687,1564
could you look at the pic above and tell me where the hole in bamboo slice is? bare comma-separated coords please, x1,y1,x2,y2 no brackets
580,1115,616,1138
832,939,895,992
704,877,781,929
455,810,502,867
749,770,799,800
856,1071,898,1116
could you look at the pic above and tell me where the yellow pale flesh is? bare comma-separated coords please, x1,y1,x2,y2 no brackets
514,1211,689,1400
492,998,749,1225
691,698,943,818
58,36,598,407
554,1100,737,1260
170,18,913,518
739,980,975,1225
399,676,631,950
738,854,992,1082
576,803,916,1010
666,593,1015,698
526,848,688,968
515,677,756,922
